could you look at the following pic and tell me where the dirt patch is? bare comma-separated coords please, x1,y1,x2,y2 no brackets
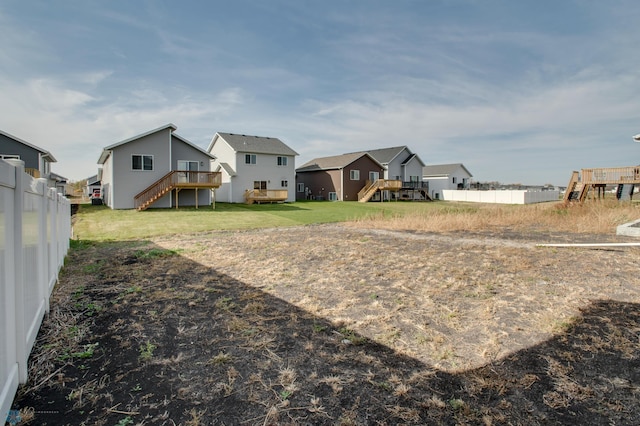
11,224,640,425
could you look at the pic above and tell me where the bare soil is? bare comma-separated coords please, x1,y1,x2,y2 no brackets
11,224,640,425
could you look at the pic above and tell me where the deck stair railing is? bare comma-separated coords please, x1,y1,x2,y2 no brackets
134,171,222,210
358,179,402,202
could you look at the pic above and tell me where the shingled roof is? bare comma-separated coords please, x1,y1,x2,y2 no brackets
422,163,473,177
346,146,408,164
296,152,382,172
212,132,298,156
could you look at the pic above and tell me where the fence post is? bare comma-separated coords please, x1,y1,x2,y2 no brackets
5,160,27,383
0,161,18,425
48,188,58,296
37,179,49,314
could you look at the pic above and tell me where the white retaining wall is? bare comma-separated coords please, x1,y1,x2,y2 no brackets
0,159,71,422
442,190,560,204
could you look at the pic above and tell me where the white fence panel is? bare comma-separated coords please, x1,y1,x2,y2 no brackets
442,190,559,204
0,160,71,423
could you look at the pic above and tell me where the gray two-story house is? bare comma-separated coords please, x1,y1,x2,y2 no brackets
98,124,220,210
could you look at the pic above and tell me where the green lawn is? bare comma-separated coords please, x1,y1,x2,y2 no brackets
73,201,443,241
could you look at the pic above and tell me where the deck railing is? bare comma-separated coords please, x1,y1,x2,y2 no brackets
25,168,40,178
244,189,289,203
402,181,428,189
581,167,640,184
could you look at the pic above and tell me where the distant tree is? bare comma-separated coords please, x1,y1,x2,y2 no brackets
69,179,87,196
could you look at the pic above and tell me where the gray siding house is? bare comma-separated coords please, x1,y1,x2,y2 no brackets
354,146,425,183
0,129,62,189
98,124,216,209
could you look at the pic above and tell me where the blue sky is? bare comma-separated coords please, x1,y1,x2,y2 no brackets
1,0,640,185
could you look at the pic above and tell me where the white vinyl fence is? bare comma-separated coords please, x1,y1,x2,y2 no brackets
442,189,560,204
1,159,71,422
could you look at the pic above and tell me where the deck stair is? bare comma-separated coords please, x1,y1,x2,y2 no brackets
358,179,402,202
134,171,222,210
617,183,635,200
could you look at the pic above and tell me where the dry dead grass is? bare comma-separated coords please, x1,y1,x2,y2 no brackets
350,200,639,234
13,200,640,424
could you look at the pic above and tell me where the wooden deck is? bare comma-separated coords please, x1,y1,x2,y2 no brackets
563,167,640,203
134,171,222,210
358,179,403,202
244,189,289,204
580,167,640,185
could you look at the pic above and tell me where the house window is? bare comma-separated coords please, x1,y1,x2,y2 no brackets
132,155,153,171
350,170,360,180
277,156,288,166
177,160,199,183
297,183,305,192
177,160,199,171
410,175,420,182
328,192,338,201
254,181,267,190
452,177,457,184
281,180,288,187
245,154,257,164
0,154,20,160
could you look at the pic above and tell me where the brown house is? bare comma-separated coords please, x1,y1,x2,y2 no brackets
295,152,385,201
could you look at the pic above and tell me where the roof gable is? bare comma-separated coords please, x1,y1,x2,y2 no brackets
210,132,298,156
346,146,426,167
171,132,216,159
103,123,177,151
361,146,409,164
0,129,57,162
98,124,214,164
401,153,425,167
297,152,382,172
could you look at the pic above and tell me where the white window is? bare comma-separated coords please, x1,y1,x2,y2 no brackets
328,192,338,201
245,154,257,164
132,155,153,171
350,170,360,180
297,183,305,192
277,156,288,166
410,175,420,182
0,154,20,160
452,177,457,184
281,180,288,187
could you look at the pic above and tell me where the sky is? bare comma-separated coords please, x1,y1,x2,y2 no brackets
1,0,640,186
